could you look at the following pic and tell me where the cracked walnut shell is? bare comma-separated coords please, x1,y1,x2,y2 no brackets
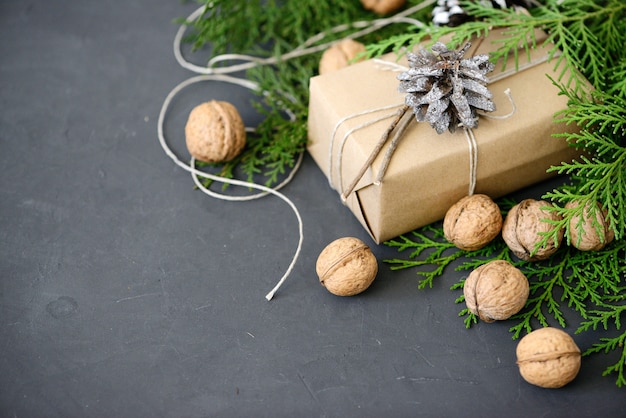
319,39,367,75
565,200,614,251
316,237,378,296
516,327,581,388
443,194,502,251
185,100,246,163
464,260,529,322
502,199,564,261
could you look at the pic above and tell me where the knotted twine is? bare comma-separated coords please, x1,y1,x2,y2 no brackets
158,2,436,300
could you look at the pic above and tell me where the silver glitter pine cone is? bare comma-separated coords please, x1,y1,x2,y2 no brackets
397,42,496,134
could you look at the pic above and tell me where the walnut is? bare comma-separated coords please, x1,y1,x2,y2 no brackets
516,327,581,388
319,39,367,75
316,237,378,296
502,199,564,261
464,260,529,323
360,0,406,15
185,100,246,163
565,200,615,251
443,194,502,251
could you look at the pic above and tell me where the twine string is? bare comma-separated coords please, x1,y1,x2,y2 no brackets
157,74,303,301
329,104,404,191
481,88,516,120
464,127,478,196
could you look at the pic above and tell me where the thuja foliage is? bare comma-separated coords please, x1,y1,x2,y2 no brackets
543,86,626,243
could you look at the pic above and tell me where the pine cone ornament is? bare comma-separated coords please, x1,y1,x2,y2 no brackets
432,0,531,27
397,42,496,134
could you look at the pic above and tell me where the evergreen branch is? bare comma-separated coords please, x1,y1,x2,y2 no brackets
384,226,463,289
451,282,479,328
555,83,626,141
597,336,626,388
607,60,626,100
545,147,626,243
540,79,626,242
507,257,570,339
578,304,625,334
578,306,626,387
385,225,512,289
535,0,626,91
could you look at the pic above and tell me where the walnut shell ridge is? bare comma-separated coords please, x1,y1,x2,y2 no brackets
185,100,246,163
316,237,378,296
516,327,581,388
443,194,502,251
464,260,529,322
502,199,564,261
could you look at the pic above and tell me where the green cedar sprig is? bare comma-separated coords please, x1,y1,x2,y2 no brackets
541,86,626,243
579,303,626,388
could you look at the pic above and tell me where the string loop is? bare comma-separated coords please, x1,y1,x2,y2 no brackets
159,0,436,300
157,74,304,300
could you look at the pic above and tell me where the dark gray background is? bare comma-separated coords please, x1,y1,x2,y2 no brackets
1,1,623,417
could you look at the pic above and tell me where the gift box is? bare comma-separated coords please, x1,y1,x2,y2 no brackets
307,29,582,243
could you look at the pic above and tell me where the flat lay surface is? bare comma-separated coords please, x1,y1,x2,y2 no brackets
0,2,624,417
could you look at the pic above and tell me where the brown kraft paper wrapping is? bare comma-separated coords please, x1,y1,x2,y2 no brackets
307,29,582,244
